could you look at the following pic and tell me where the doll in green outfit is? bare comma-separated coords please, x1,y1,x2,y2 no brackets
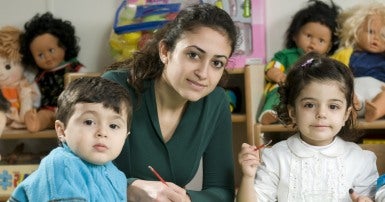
258,0,340,124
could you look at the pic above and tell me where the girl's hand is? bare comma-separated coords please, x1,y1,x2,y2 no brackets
128,179,191,202
238,143,261,178
349,188,373,202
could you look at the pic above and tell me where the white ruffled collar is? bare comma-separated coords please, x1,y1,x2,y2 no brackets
287,133,346,158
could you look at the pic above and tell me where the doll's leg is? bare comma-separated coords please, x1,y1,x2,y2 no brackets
365,86,385,122
0,111,6,136
24,109,55,132
258,88,279,125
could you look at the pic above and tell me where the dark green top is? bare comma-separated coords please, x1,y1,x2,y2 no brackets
103,70,235,201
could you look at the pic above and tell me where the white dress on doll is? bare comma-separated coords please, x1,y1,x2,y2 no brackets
355,76,384,117
254,134,378,202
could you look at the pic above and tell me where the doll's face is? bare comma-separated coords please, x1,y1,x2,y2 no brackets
356,14,385,53
294,22,332,55
30,33,66,70
0,56,24,87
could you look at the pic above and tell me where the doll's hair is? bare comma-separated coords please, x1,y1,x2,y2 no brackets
337,2,385,49
0,26,22,62
276,52,360,141
20,12,80,68
285,0,341,54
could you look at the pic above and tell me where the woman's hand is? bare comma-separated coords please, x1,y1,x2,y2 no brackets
127,179,191,202
238,143,261,178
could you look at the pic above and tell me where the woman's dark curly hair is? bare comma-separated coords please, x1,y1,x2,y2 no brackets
20,12,80,68
106,3,239,93
275,52,360,142
285,0,341,55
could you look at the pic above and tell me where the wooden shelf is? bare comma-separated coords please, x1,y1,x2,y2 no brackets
231,114,246,122
227,68,245,74
0,129,56,139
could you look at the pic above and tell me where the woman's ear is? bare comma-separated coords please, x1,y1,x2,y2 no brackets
288,105,296,123
55,120,66,142
158,40,168,64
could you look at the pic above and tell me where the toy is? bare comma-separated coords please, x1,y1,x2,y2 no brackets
332,2,385,122
0,26,40,135
20,12,85,132
258,0,340,124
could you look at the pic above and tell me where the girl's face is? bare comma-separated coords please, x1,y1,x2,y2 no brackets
294,22,332,54
30,33,66,70
159,26,231,101
55,103,128,165
356,14,385,53
288,80,351,146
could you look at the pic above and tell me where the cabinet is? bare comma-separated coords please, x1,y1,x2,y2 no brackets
0,129,57,201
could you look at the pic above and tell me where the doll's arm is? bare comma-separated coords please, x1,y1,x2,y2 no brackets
265,61,286,83
18,79,35,122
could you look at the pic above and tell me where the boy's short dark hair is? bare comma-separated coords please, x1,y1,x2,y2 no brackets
56,77,133,129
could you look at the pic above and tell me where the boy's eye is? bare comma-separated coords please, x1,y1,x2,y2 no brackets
109,124,119,130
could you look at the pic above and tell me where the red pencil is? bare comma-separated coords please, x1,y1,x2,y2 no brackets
148,165,168,186
254,140,273,151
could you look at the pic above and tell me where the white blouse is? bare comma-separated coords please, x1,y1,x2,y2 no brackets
254,134,378,202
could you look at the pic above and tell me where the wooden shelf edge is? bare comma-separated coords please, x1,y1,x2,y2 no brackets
0,129,57,139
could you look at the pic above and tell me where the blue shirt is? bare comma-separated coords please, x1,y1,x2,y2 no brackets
350,51,385,82
9,144,127,202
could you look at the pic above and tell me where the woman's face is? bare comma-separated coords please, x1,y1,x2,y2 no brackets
356,14,385,53
159,26,232,101
30,33,66,70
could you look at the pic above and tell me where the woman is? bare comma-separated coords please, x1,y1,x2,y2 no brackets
103,3,238,202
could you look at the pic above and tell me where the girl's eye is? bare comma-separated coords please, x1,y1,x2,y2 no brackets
187,51,199,60
329,104,340,110
109,124,119,130
84,120,94,126
304,103,314,108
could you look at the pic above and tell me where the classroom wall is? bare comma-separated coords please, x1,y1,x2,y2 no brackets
0,0,384,71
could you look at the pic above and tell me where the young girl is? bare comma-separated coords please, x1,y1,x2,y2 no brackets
332,2,385,122
237,53,378,202
259,0,340,124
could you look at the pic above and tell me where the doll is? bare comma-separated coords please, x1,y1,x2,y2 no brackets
0,26,40,135
332,2,385,122
20,12,85,132
258,0,340,124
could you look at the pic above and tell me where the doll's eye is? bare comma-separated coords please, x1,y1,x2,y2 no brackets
5,64,11,70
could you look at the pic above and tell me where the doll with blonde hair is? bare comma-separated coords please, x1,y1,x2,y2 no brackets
332,2,385,122
0,26,40,135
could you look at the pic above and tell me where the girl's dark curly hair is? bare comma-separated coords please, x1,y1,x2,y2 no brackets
285,0,341,55
20,12,80,68
106,3,239,93
276,52,360,142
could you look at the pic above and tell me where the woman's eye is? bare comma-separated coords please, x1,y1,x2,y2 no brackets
187,52,199,60
212,60,224,69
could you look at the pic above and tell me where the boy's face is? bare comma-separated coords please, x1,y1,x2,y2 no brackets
55,103,129,165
